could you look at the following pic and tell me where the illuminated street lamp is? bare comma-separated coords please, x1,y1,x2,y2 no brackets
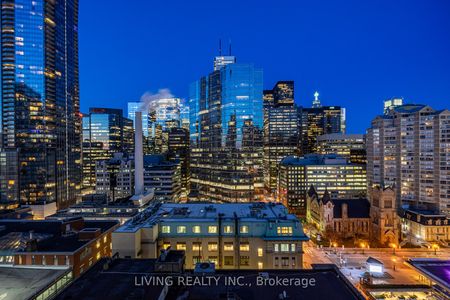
390,243,397,255
432,244,440,255
360,242,366,255
392,258,397,271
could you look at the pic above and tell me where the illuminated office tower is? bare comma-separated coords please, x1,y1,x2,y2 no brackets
82,108,134,190
180,103,190,130
0,0,81,213
189,56,263,202
299,92,346,155
128,102,149,137
168,127,190,198
317,133,366,164
367,104,450,215
278,154,367,216
128,98,183,154
263,81,299,194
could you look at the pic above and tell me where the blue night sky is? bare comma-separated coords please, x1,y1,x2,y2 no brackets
79,0,450,133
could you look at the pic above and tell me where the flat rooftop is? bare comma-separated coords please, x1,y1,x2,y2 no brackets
0,266,70,300
0,219,118,253
407,259,450,292
54,258,164,300
55,259,364,300
116,202,300,233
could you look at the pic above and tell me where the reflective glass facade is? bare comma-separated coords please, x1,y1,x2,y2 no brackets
82,108,133,189
189,59,264,202
0,0,81,208
263,81,299,194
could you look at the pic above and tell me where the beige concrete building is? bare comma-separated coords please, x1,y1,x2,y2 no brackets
112,202,309,269
367,104,450,215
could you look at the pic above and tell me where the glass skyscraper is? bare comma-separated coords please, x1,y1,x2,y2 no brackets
189,56,264,202
263,81,299,194
82,108,134,190
0,0,81,211
299,93,346,155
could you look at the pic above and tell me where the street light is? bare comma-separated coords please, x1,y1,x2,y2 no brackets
390,243,397,255
392,258,397,271
432,244,440,255
360,242,366,255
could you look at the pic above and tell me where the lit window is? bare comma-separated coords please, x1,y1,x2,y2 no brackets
239,243,250,252
291,244,296,252
280,244,290,252
224,242,234,251
96,252,101,260
277,226,293,235
163,242,170,249
258,262,263,269
161,226,171,233
240,225,249,234
224,225,233,234
192,226,201,234
208,243,218,251
208,256,218,264
208,226,217,233
192,243,202,251
103,236,107,243
177,226,186,233
177,243,186,250
274,244,279,252
258,248,263,257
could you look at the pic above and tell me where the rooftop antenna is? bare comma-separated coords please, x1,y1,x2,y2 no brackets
229,38,232,56
219,39,222,56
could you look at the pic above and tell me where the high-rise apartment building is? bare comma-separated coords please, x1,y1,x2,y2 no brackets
263,81,299,194
299,92,346,155
317,133,366,164
0,0,81,212
189,56,264,202
82,108,133,189
367,104,450,215
278,154,367,216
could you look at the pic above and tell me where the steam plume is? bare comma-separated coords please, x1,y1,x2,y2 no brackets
138,88,174,112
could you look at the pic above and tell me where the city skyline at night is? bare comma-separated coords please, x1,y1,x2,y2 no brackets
1,1,450,299
79,0,450,133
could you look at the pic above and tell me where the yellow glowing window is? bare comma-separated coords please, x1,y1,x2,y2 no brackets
176,243,186,251
258,248,263,257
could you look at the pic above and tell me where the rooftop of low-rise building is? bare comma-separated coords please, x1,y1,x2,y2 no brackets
55,258,364,300
0,266,71,300
401,209,449,225
115,202,306,236
406,259,450,294
0,218,118,254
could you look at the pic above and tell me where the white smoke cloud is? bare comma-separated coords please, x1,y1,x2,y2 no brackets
138,88,174,112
